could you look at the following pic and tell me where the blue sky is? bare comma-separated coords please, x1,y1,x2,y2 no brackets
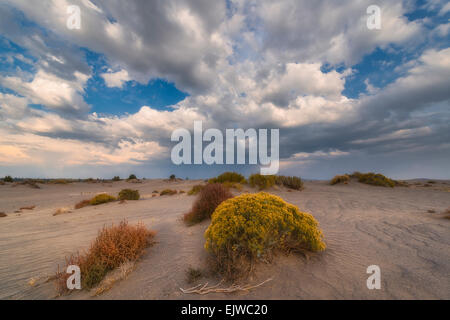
0,0,449,179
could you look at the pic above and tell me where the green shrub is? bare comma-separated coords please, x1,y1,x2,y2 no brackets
128,174,137,180
118,189,140,200
160,189,177,196
208,172,246,184
275,176,303,190
351,172,396,187
188,184,204,195
330,174,350,185
249,174,276,190
169,174,176,180
205,192,326,279
3,176,13,183
90,194,116,205
183,183,233,225
112,176,121,181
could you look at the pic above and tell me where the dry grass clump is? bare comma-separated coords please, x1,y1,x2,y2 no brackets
74,194,116,209
351,172,396,187
92,261,135,296
53,207,72,216
275,175,303,190
48,179,72,184
208,172,246,184
13,180,40,189
330,174,350,185
183,183,233,226
248,174,276,190
443,208,450,219
205,192,326,280
186,267,203,284
90,194,116,205
56,220,155,294
0,212,7,218
75,199,91,209
188,184,205,195
20,205,36,210
160,189,177,196
118,189,140,201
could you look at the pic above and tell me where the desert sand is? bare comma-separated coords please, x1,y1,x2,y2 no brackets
0,179,449,300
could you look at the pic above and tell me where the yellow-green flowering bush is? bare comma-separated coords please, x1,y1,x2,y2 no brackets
204,192,326,278
248,174,276,190
90,194,116,205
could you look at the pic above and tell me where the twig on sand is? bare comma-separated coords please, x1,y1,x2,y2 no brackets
180,278,273,295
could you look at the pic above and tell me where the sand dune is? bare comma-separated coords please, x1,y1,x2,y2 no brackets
0,179,449,300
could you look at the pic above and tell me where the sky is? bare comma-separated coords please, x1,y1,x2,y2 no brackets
0,0,449,180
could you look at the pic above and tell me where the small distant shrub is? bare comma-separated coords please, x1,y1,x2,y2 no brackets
118,189,140,201
90,194,116,205
330,174,350,185
169,174,176,180
85,178,96,183
0,212,7,218
188,184,204,195
56,220,155,293
394,180,409,187
3,176,13,183
275,176,303,190
20,205,36,210
208,172,246,184
351,172,396,188
186,267,203,284
128,174,137,180
49,179,71,185
112,176,121,181
53,208,71,216
248,174,276,190
205,193,326,279
160,189,177,196
183,183,233,225
14,180,40,189
75,199,91,209
152,190,159,194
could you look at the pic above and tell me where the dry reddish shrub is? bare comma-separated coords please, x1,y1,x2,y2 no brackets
183,183,233,225
75,199,91,209
56,220,155,294
20,205,36,210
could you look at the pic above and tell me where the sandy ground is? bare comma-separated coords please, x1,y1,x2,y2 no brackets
0,179,449,300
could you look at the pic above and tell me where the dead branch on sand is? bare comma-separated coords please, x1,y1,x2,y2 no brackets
180,278,273,295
